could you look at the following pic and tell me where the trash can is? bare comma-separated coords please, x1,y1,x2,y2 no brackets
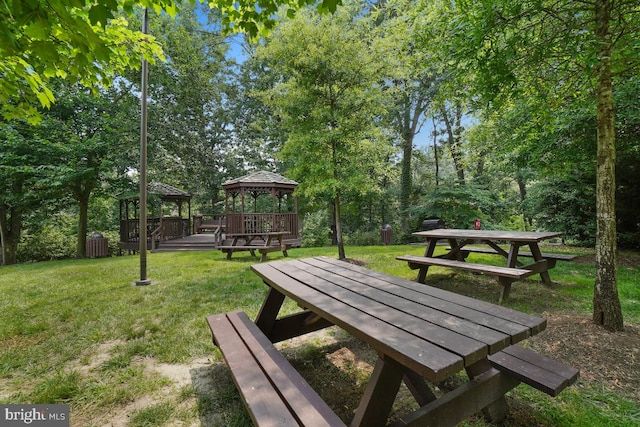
380,224,393,245
420,219,445,231
86,232,109,258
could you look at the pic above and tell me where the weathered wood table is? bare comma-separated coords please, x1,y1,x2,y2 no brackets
217,231,290,261
399,229,573,302
231,256,577,426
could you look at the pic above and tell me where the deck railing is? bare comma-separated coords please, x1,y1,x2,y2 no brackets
120,217,190,247
225,213,299,239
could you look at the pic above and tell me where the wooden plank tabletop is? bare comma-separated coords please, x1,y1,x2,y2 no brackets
251,256,546,383
412,229,563,242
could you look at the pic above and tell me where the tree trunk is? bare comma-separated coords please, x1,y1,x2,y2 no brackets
334,193,346,260
0,204,22,265
399,132,413,234
515,171,531,229
331,135,346,260
592,0,623,331
76,191,91,258
432,116,440,186
398,92,424,234
440,104,465,185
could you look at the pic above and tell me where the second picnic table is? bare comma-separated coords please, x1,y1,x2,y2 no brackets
398,229,575,302
218,231,290,262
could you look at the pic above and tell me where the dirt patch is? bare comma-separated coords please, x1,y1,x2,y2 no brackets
526,314,640,403
573,249,640,268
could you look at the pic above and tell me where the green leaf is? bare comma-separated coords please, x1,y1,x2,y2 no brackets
88,4,113,26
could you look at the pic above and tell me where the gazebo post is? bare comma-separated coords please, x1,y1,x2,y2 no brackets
241,188,245,234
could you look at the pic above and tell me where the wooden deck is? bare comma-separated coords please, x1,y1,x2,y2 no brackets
151,234,219,252
151,234,301,253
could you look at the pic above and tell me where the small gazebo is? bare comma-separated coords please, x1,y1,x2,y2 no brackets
118,182,192,252
222,171,301,246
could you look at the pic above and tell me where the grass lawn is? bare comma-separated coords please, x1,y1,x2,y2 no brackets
1,245,638,426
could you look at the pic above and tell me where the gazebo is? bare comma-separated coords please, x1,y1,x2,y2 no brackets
118,182,192,252
221,171,301,246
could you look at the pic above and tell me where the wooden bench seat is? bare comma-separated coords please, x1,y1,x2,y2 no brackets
397,255,534,303
488,345,579,397
207,310,346,427
450,246,577,262
218,244,289,261
217,245,261,251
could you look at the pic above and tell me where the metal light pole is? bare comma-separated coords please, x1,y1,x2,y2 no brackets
135,7,152,286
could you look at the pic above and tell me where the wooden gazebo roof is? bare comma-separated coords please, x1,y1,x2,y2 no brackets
222,171,298,191
147,182,191,201
119,182,191,202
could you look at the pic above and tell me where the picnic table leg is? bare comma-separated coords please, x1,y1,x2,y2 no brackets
351,355,405,427
403,370,437,406
528,243,553,285
497,278,513,304
417,238,440,283
278,236,288,257
465,358,508,422
446,238,467,261
227,236,241,260
255,287,286,337
506,242,521,269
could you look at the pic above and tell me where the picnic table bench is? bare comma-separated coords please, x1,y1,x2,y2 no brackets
218,231,290,262
396,254,536,303
452,246,577,267
207,256,578,426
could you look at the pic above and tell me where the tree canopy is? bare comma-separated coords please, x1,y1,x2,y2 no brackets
0,0,342,122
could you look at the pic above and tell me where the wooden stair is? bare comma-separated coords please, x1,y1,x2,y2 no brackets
152,234,219,252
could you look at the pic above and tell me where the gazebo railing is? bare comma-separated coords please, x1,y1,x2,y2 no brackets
120,217,189,246
225,213,298,239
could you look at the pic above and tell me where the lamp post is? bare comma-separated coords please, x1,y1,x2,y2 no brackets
135,7,152,286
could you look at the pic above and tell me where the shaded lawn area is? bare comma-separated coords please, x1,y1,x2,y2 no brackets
0,245,638,426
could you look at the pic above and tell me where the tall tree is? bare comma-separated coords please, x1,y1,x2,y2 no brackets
257,3,392,259
372,0,438,234
422,0,640,330
44,81,139,258
0,121,69,264
437,102,466,185
142,5,233,210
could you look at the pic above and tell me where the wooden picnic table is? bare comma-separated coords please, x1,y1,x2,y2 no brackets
239,256,576,426
218,231,290,262
399,229,572,302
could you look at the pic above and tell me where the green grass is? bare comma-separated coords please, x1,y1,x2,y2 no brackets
0,245,638,426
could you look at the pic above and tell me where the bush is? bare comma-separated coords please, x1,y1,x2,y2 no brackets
18,223,76,262
301,210,332,247
345,230,382,246
409,184,494,231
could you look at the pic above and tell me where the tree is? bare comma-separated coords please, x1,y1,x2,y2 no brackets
44,81,140,258
141,5,234,210
371,1,438,235
0,121,67,264
257,3,393,259
1,0,342,122
422,0,640,330
0,80,140,263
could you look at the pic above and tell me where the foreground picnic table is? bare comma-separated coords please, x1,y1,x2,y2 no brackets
217,231,290,262
207,256,578,426
399,229,575,302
